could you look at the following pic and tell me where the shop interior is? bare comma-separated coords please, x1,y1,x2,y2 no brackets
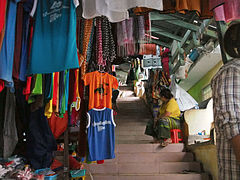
0,0,238,179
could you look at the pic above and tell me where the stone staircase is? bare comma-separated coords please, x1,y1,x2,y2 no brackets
84,88,210,180
85,143,209,180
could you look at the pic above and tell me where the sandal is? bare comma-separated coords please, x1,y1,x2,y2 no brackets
160,138,172,147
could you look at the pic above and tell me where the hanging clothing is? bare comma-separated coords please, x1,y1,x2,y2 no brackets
87,108,116,161
105,0,163,12
0,22,5,51
48,112,68,139
218,0,240,23
163,0,212,18
161,48,170,79
0,0,7,51
19,2,34,81
12,2,24,80
79,19,93,77
0,80,4,93
0,88,6,157
28,0,79,74
209,0,225,10
0,0,7,33
3,88,18,158
28,74,42,104
83,71,118,110
81,0,129,23
78,99,88,157
0,0,20,87
176,0,201,14
27,107,57,169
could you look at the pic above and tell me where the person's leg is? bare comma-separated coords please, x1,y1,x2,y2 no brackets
155,118,172,146
145,119,158,142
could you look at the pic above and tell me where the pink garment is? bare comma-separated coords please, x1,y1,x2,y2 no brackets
138,16,145,40
212,0,240,22
213,5,225,21
224,0,240,22
117,18,135,56
96,18,105,66
209,0,224,10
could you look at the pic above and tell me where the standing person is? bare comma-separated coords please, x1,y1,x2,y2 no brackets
211,22,240,180
145,88,181,146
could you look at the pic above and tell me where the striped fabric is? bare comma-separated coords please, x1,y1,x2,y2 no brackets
211,59,240,180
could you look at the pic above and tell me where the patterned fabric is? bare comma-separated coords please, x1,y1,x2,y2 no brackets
145,117,180,139
211,59,240,180
101,16,116,63
79,19,93,77
96,18,105,66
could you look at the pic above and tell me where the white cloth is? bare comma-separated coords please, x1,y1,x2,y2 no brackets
105,0,163,12
82,0,163,22
82,0,129,22
170,76,198,111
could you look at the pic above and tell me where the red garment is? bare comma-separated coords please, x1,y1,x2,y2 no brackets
161,48,170,79
52,72,59,112
69,155,81,170
23,76,32,100
51,159,63,170
13,2,24,80
0,80,4,92
97,160,104,164
71,108,79,125
68,69,78,105
48,112,68,139
0,0,7,33
78,70,84,99
139,44,156,55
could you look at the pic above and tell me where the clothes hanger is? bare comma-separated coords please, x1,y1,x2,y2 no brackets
98,65,105,73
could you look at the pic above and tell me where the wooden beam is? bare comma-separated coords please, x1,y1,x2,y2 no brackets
150,39,171,48
171,30,192,63
150,12,217,38
151,26,183,42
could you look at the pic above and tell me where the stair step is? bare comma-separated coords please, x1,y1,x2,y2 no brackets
116,135,153,141
116,144,184,153
115,125,146,131
89,173,209,180
116,140,151,144
159,162,201,173
86,161,201,174
91,152,194,164
115,130,146,136
117,152,194,163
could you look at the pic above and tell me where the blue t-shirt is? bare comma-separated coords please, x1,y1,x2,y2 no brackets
0,0,20,87
87,108,116,161
28,0,79,74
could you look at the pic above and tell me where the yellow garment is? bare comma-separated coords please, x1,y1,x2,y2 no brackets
159,98,180,118
45,99,53,118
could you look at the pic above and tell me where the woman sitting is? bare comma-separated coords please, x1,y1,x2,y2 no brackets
145,88,181,146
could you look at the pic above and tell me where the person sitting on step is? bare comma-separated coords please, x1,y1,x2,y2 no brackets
145,88,181,146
